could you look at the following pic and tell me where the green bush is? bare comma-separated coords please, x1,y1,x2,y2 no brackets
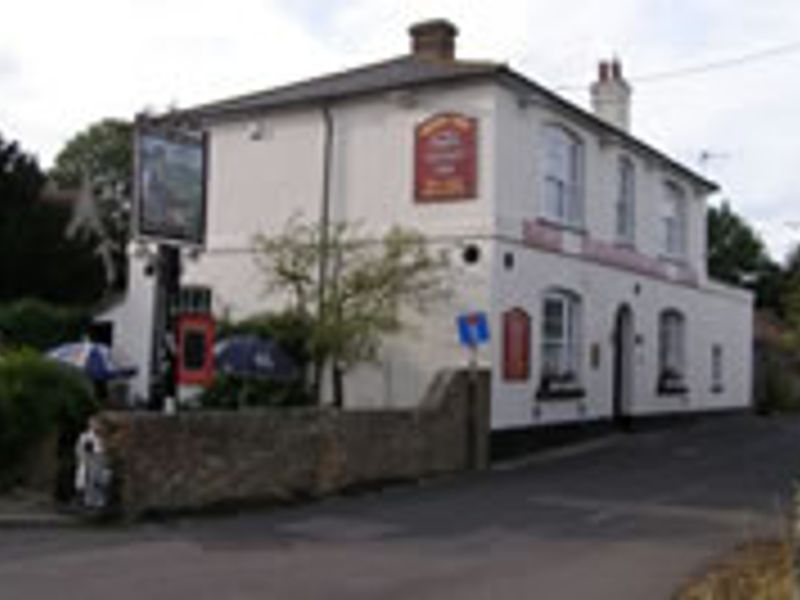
0,298,89,351
759,352,800,414
200,374,312,409
0,349,98,490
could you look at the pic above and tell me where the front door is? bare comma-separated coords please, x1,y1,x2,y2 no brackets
612,305,634,429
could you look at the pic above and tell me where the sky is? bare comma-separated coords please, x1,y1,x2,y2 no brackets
2,0,800,260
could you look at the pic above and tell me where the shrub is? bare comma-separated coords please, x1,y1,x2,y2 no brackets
758,351,800,414
0,298,89,351
0,349,98,491
200,374,313,410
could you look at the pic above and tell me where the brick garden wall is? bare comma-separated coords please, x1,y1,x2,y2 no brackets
98,369,489,517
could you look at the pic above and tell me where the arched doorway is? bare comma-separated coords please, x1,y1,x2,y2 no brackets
612,304,634,429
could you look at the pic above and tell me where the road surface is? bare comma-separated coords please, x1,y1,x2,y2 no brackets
1,414,798,599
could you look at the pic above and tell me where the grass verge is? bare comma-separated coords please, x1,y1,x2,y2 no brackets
676,539,793,599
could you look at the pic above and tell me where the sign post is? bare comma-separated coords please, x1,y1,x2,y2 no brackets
133,116,208,410
456,311,489,469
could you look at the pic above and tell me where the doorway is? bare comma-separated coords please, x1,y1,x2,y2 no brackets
612,304,634,429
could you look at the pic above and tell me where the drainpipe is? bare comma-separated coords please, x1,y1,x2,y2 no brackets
315,104,334,406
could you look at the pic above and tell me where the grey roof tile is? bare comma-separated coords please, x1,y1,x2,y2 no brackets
171,53,715,191
190,55,502,118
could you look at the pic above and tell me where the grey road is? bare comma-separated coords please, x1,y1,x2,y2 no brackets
2,414,799,599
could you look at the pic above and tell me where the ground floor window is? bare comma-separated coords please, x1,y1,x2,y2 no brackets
538,289,583,398
658,309,687,394
711,344,724,393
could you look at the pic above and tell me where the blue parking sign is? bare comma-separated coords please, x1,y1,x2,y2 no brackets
457,312,490,347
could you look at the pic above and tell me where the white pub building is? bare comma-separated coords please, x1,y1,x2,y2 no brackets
110,20,752,433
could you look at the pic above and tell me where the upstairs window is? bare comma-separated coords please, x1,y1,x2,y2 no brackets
662,182,687,259
616,156,635,244
543,125,584,227
658,309,687,394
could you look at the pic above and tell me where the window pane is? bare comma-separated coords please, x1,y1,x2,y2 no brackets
542,342,564,375
543,126,583,225
544,177,565,220
659,311,685,375
541,292,581,380
617,158,635,241
663,183,686,257
712,345,723,384
543,298,564,340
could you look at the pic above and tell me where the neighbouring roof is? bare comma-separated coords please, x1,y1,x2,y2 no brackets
174,53,717,192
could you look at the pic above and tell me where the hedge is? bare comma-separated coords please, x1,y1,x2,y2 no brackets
0,298,89,351
0,349,97,490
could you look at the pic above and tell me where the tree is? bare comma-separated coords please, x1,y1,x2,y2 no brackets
0,132,106,306
253,218,451,407
50,119,133,290
707,201,781,310
0,137,43,210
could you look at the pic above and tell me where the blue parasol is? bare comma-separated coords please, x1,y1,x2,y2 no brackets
47,341,137,381
213,335,299,382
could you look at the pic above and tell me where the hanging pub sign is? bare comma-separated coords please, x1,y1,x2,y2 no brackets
134,121,208,246
415,112,477,202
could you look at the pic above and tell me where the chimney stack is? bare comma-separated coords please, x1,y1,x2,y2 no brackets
590,58,631,131
409,19,458,61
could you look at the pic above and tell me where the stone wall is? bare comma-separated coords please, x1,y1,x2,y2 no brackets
98,369,489,517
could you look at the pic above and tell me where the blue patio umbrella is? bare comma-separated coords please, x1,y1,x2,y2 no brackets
213,335,299,382
47,341,137,381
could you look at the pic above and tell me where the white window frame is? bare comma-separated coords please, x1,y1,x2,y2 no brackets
662,182,687,259
541,290,581,382
659,309,685,379
616,156,636,244
542,125,584,227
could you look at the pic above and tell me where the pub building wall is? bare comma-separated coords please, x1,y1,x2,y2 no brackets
118,74,751,427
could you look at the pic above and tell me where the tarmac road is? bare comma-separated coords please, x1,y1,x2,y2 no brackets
1,414,798,599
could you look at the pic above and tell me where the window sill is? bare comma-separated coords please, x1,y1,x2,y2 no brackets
657,382,689,396
614,239,636,250
658,254,688,267
536,383,586,401
537,217,587,236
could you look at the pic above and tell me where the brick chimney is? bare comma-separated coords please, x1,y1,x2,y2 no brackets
590,58,632,131
409,19,458,61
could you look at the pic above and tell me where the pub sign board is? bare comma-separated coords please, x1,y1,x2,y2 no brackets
503,307,531,382
415,113,477,202
134,124,208,247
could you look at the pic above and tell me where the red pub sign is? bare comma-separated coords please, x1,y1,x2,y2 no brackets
503,307,531,382
415,113,477,202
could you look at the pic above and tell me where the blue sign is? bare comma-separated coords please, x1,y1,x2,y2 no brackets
457,312,490,347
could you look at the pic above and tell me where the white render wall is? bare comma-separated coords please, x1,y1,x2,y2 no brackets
183,83,498,408
115,74,751,426
489,238,752,430
493,86,707,283
489,84,750,429
101,250,157,402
